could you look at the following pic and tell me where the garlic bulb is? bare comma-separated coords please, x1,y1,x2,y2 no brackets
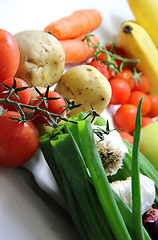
110,174,155,215
93,125,128,176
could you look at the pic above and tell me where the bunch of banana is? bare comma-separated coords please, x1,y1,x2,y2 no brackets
118,21,158,96
127,0,158,47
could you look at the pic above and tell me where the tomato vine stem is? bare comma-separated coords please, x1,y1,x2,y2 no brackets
85,33,141,80
0,84,99,127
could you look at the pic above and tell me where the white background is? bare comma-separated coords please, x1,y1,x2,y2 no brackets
0,0,134,41
0,1,134,239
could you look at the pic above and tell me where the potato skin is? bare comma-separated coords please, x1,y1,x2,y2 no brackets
55,65,112,116
14,30,65,87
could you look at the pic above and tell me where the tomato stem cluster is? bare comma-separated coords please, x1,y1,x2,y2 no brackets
85,33,141,79
92,120,117,143
1,78,28,100
0,82,99,127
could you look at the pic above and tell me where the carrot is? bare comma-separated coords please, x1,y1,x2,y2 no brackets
60,34,100,64
44,9,102,40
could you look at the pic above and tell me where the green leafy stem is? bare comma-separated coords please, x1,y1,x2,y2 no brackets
85,33,141,81
0,79,100,128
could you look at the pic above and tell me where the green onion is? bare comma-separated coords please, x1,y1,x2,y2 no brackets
67,120,131,239
39,101,152,240
40,120,132,239
132,98,145,240
40,126,114,240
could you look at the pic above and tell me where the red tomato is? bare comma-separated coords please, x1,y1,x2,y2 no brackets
0,29,20,82
119,131,133,145
87,60,110,80
127,91,151,115
133,74,150,93
96,58,118,79
113,104,138,132
141,116,154,128
98,44,125,67
109,78,131,105
114,68,135,90
0,77,31,111
146,95,158,118
96,44,124,78
0,111,39,168
32,91,66,124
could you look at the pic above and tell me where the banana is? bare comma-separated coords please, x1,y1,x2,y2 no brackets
118,21,158,96
127,0,158,47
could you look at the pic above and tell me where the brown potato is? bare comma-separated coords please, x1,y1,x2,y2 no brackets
55,65,112,116
14,30,65,87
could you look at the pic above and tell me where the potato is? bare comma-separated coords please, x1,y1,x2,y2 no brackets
55,65,112,116
14,30,65,87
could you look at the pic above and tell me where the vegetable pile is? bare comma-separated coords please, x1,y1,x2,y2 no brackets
0,3,158,240
86,41,158,140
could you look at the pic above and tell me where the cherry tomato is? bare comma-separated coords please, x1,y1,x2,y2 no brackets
0,29,20,82
87,60,110,80
119,131,133,145
133,74,149,93
141,116,154,128
0,111,39,168
146,95,158,118
96,44,124,78
114,68,135,90
32,91,66,124
98,44,125,67
0,77,31,111
95,58,118,79
127,91,151,115
109,78,131,105
113,104,138,132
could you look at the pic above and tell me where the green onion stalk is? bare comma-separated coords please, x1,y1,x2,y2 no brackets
131,98,145,240
39,105,151,240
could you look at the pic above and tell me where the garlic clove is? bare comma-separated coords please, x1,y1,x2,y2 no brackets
110,174,156,215
93,125,128,176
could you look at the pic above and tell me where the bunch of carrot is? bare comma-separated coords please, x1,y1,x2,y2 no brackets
44,9,102,64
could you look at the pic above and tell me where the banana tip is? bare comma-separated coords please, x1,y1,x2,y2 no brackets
123,25,133,34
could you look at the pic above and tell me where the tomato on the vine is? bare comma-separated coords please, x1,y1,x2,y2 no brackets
93,44,125,78
97,44,125,67
0,77,31,110
32,91,66,125
109,77,131,105
126,91,151,115
0,29,20,82
113,68,135,90
87,59,110,80
133,73,150,93
0,111,39,168
113,104,139,132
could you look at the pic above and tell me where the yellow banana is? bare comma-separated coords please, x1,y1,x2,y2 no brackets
127,0,158,47
118,21,158,96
